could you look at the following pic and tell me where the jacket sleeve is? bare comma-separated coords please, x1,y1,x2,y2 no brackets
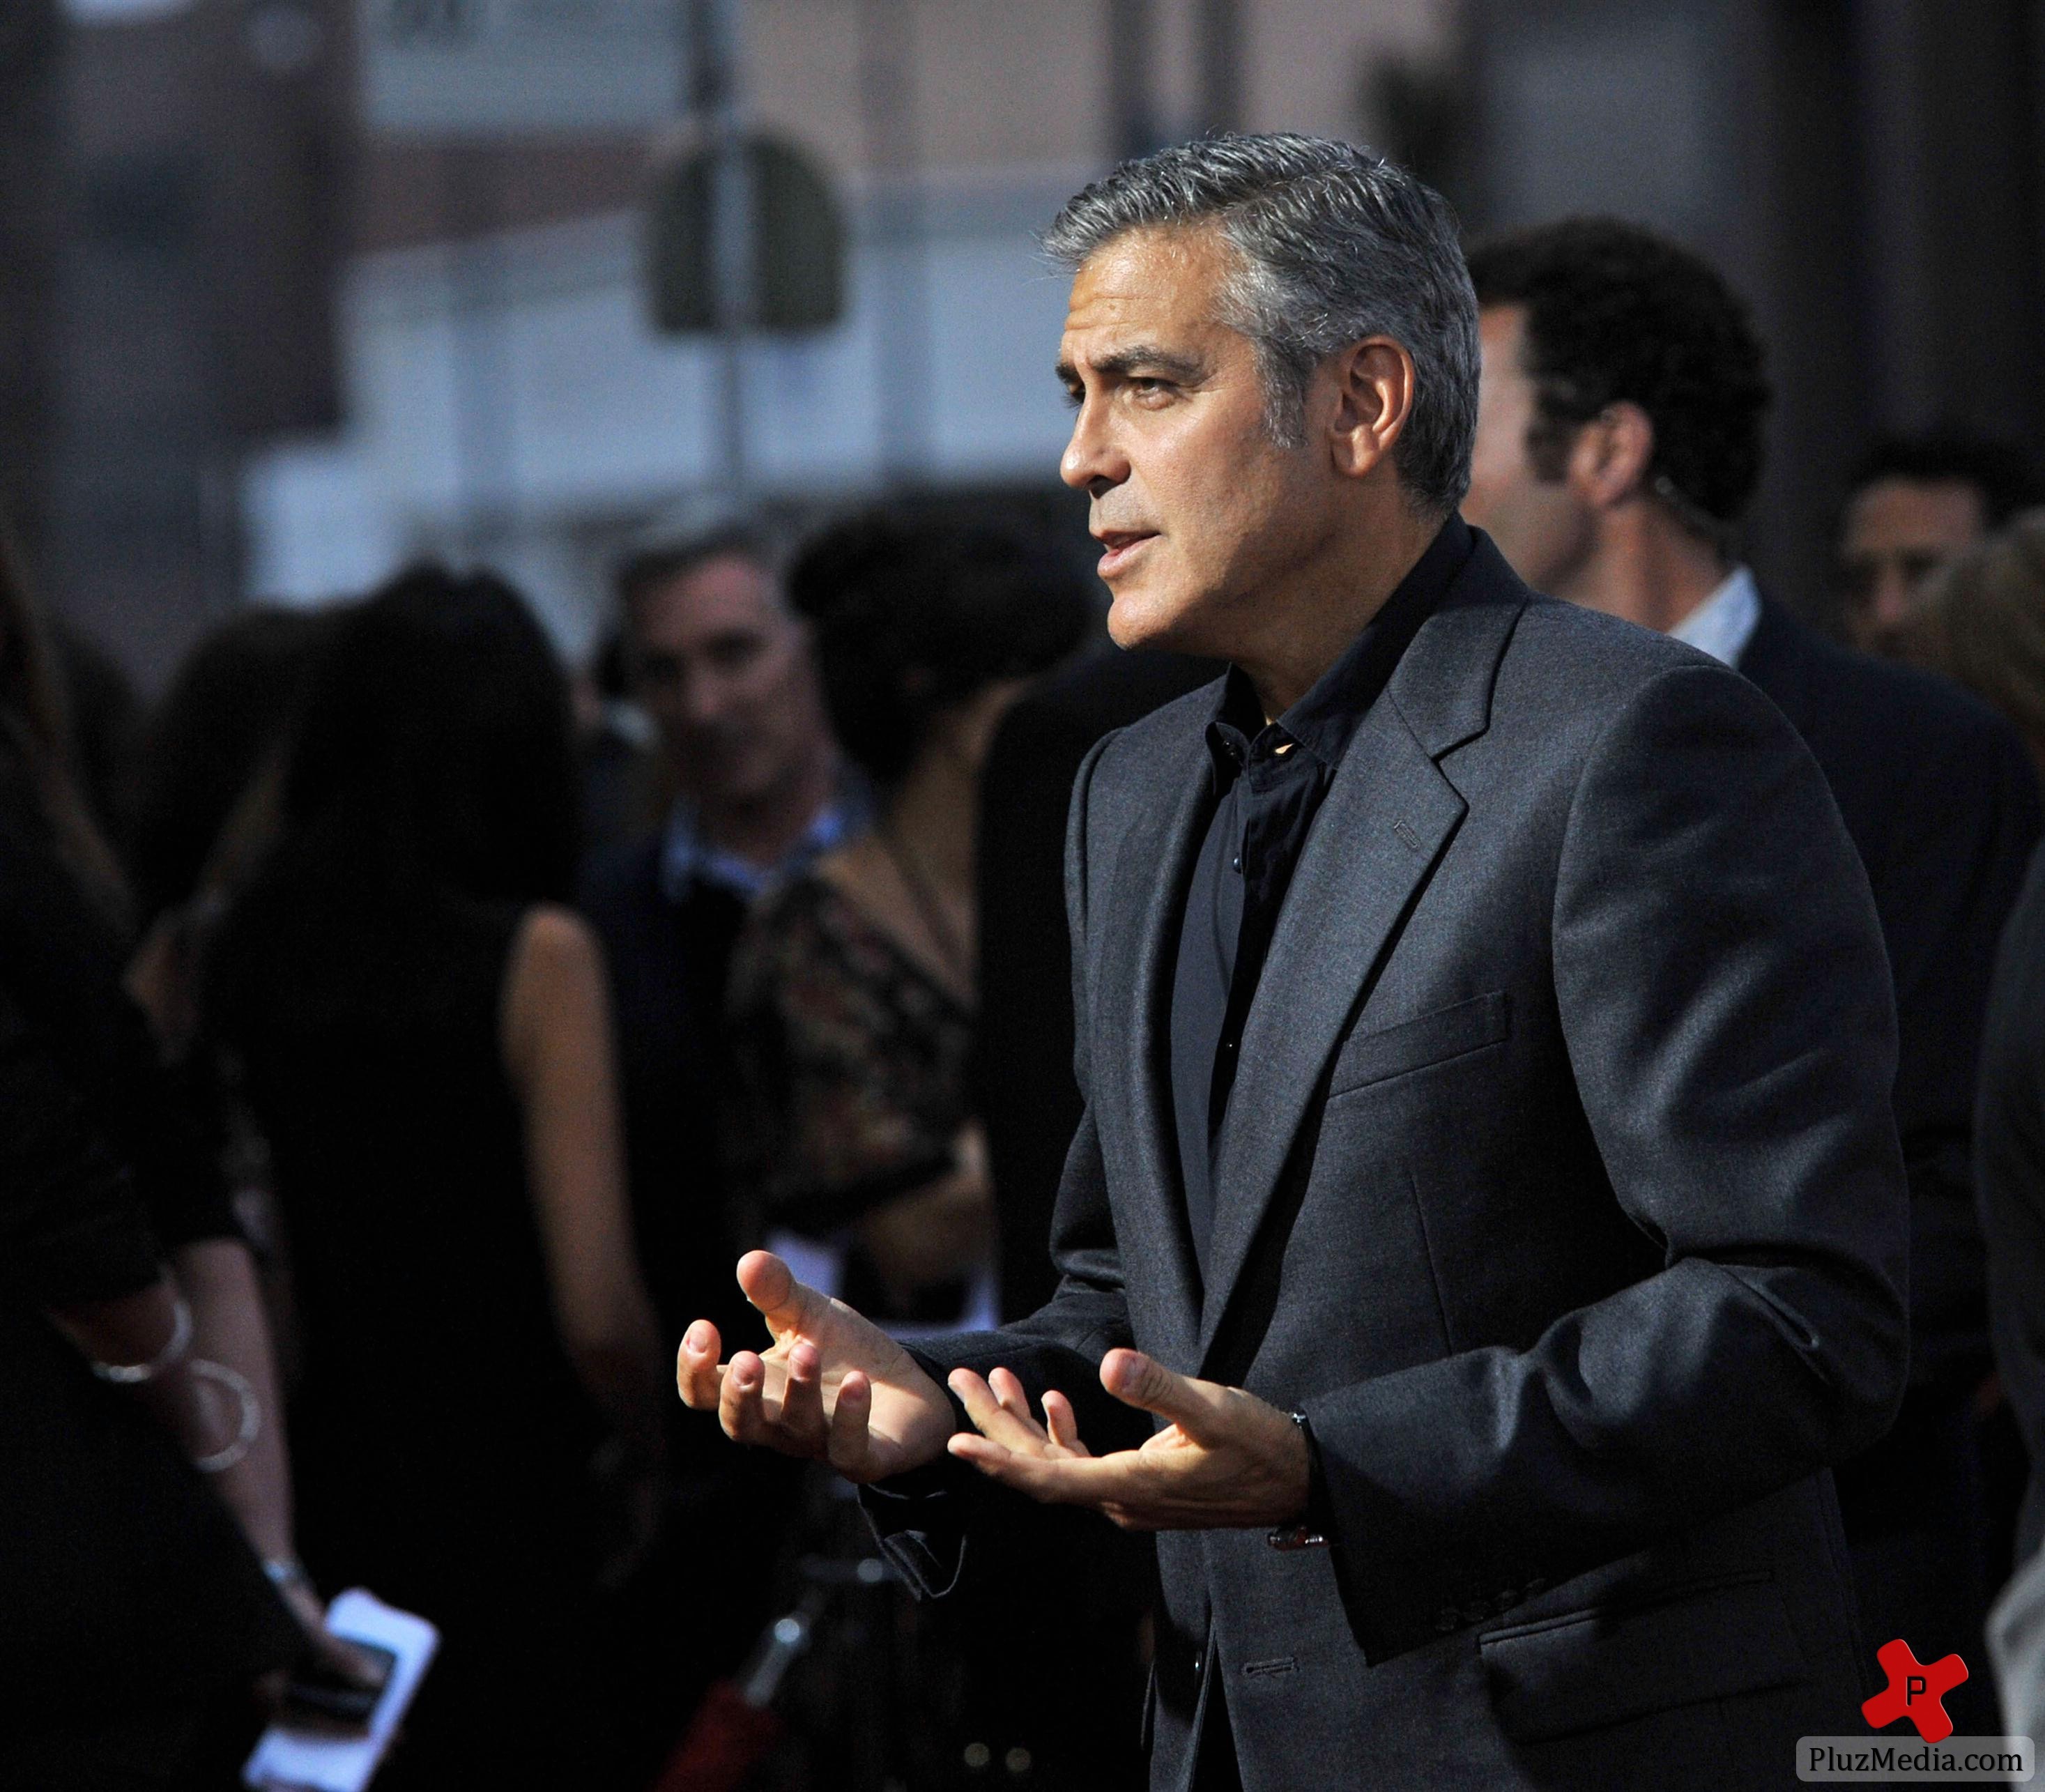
1878,703,2042,1388
1302,661,1913,1662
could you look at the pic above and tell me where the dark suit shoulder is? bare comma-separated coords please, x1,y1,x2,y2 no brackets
1745,597,2028,780
1505,588,1725,691
1466,590,1773,788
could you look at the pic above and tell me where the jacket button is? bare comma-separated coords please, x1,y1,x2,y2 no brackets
1192,1653,1205,1678
1434,1608,1458,1634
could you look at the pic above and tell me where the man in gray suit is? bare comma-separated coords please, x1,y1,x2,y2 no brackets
675,136,1910,1789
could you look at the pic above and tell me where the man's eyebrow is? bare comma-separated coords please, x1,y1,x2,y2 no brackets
1054,344,1208,386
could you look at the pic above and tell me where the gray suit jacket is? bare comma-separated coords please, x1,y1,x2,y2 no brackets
885,535,1910,1789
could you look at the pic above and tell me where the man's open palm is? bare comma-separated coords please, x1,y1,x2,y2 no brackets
675,1250,953,1483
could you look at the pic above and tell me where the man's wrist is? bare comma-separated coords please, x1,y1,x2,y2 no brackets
1268,1409,1332,1551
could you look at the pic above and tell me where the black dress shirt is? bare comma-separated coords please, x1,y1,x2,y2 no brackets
1169,515,1473,1280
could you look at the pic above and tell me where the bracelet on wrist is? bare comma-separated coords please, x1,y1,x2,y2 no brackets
1267,1409,1331,1552
189,1358,261,1474
89,1295,193,1385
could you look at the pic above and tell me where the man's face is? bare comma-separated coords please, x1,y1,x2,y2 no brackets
1839,477,1987,645
627,553,825,807
1462,305,1595,593
1055,226,1335,657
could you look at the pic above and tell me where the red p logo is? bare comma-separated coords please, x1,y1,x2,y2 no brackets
1861,1639,1969,1745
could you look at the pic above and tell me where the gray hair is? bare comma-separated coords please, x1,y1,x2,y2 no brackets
1042,133,1479,516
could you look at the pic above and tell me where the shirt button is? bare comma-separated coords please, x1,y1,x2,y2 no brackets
1192,1653,1205,1678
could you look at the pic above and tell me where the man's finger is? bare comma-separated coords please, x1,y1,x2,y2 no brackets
1042,1389,1089,1456
951,1368,1050,1453
735,1250,814,1334
988,1367,1034,1419
778,1338,826,1446
720,1349,769,1445
948,1433,1149,1506
1099,1349,1220,1432
827,1368,874,1478
676,1320,725,1409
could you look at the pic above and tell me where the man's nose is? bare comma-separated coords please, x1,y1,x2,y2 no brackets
1872,565,1916,629
680,668,728,728
1060,400,1128,493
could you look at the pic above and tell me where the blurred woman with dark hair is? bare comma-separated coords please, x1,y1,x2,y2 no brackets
725,512,1092,1328
208,565,666,1789
0,528,351,1786
127,606,337,933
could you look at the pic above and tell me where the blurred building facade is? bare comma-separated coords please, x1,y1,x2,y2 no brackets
20,0,2045,681
241,0,1449,660
40,0,348,687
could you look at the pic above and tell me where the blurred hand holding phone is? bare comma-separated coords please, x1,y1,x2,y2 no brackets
244,1591,438,1792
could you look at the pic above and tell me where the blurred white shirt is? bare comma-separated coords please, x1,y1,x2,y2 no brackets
1671,565,1762,668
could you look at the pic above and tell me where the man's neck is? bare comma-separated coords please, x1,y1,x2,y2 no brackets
1233,503,1444,720
695,744,841,871
1554,506,1729,636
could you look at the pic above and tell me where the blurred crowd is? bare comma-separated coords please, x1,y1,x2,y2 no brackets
13,204,2045,1792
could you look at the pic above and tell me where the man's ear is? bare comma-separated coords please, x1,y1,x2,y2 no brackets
1328,337,1416,480
1568,402,1656,512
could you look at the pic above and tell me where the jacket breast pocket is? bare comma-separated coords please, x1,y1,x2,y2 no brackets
1325,990,1510,1102
1480,1572,1807,1744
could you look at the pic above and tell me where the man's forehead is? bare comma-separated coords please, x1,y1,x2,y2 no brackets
637,554,783,637
1060,224,1234,350
1844,477,1987,544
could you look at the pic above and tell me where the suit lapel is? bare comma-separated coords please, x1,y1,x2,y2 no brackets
1194,702,1465,1365
1193,558,1527,1368
1095,711,1213,1370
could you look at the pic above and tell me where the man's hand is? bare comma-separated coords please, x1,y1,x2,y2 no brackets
675,1250,954,1483
945,1348,1310,1531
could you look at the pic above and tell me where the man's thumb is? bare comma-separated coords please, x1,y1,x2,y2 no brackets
736,1250,805,1328
1101,1349,1195,1423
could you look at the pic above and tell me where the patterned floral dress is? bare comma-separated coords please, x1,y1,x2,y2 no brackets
725,870,981,1325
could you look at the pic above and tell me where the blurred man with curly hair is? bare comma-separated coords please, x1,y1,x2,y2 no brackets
1466,218,2042,1726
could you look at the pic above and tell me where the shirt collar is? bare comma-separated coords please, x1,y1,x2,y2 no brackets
657,767,872,905
1669,565,1762,668
1208,512,1475,776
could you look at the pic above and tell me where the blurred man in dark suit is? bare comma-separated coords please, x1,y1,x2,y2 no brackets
579,524,860,1770
1465,218,2042,1725
583,525,861,1345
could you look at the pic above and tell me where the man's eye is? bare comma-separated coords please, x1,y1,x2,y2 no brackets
708,640,763,673
1061,386,1084,410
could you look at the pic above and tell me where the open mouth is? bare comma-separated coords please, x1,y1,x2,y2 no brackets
1095,531,1157,577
